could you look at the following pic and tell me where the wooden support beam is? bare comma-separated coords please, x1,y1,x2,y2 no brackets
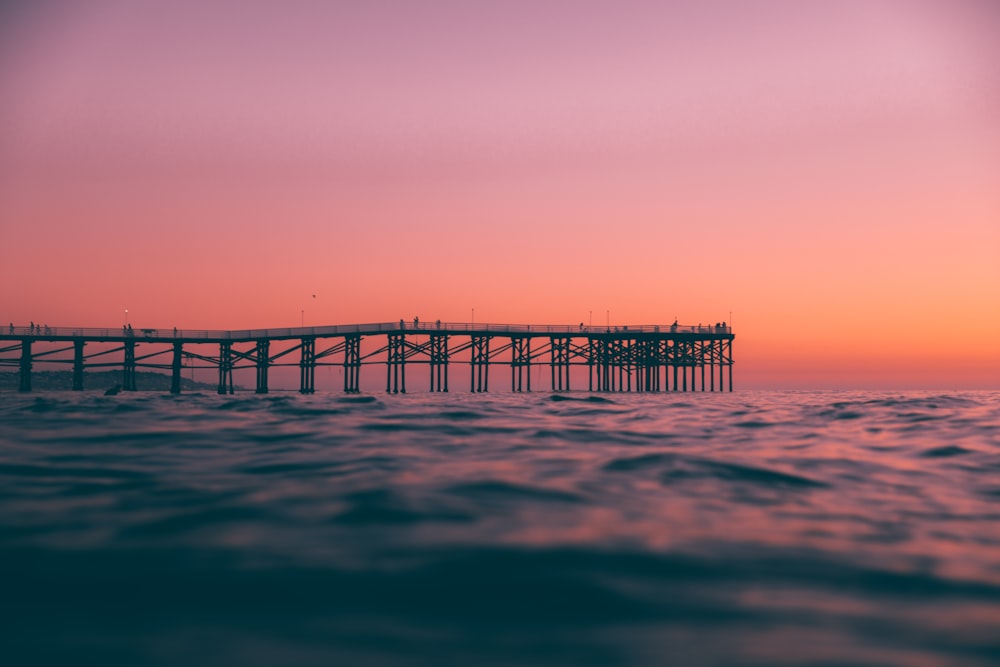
470,335,490,392
550,336,570,391
701,342,706,392
587,338,595,392
386,334,405,393
73,339,85,391
299,337,315,394
255,339,269,394
602,339,611,392
720,339,725,392
429,334,449,392
511,336,531,392
18,339,31,392
728,339,734,392
710,340,716,392
219,341,234,395
123,339,137,391
171,342,183,394
344,334,361,393
625,339,633,392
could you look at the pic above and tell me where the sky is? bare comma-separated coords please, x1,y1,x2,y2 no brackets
1,0,998,389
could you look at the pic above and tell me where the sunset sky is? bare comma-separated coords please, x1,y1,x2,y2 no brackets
2,1,998,389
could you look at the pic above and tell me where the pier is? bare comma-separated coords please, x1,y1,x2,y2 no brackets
1,321,733,394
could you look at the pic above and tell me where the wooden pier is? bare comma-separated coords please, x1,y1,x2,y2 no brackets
1,321,734,394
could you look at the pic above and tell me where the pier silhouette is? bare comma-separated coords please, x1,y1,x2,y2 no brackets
2,321,733,394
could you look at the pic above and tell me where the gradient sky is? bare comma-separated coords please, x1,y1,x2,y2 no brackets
2,0,998,388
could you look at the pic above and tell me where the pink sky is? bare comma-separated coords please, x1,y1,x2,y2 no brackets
2,1,998,388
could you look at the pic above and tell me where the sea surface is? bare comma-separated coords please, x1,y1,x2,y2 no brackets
1,389,999,666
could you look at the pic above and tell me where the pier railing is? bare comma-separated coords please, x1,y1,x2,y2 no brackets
3,321,731,341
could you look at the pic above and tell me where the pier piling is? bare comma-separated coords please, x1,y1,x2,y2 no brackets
299,338,315,394
19,339,32,392
73,339,85,391
170,342,183,394
123,339,136,391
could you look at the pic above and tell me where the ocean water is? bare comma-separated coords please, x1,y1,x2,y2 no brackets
1,389,998,666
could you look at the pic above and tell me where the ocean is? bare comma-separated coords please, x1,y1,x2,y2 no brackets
1,389,998,666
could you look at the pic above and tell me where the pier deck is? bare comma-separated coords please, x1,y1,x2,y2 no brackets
1,321,733,394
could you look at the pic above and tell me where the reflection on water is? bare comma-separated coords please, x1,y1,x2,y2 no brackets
1,389,999,665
